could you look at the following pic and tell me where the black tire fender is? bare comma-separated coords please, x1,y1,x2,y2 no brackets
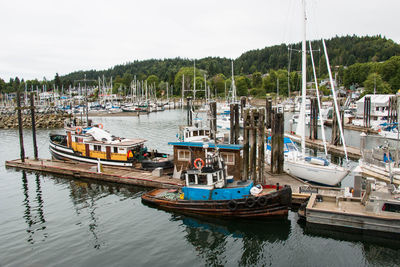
257,196,268,206
227,200,238,211
245,197,256,208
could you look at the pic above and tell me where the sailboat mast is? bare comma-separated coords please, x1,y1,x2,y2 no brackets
309,41,328,156
301,0,307,157
322,39,348,162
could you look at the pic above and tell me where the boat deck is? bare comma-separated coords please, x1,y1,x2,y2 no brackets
5,158,184,188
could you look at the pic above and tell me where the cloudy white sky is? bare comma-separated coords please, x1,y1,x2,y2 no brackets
0,0,398,81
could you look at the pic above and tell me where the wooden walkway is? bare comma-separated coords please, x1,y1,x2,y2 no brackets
285,132,361,160
5,158,184,188
264,165,342,206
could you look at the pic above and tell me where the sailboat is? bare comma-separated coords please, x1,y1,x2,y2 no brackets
283,0,349,186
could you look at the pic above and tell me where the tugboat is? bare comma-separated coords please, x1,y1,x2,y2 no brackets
49,122,173,170
142,149,292,218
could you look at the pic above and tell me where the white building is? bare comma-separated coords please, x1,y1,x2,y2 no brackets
356,94,395,119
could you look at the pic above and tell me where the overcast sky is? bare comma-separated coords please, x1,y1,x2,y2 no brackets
0,0,398,81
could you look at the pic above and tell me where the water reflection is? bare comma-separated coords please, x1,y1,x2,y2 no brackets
299,221,400,265
66,178,145,249
172,214,290,266
21,171,47,244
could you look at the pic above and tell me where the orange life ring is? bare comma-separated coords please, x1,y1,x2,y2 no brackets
98,123,103,129
76,127,82,135
194,158,205,170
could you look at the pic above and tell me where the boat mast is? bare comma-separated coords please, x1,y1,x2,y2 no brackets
231,60,236,102
301,0,307,157
309,41,327,156
193,60,196,101
322,39,348,162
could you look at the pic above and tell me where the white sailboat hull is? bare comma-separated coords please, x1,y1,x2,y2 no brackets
284,159,349,186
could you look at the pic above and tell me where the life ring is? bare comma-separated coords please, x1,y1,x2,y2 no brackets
227,200,238,211
76,127,82,135
257,196,268,206
194,158,205,170
98,123,103,129
245,197,256,208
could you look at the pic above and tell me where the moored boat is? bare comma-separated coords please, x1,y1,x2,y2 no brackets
49,123,173,170
142,150,292,218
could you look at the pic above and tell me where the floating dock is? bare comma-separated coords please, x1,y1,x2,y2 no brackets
5,158,184,188
5,158,343,205
285,132,362,160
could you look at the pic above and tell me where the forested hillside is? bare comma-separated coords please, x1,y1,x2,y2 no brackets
1,35,400,97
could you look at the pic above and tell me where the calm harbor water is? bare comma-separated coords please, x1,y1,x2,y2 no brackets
1,109,400,266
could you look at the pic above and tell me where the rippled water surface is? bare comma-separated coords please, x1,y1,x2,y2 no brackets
1,109,400,266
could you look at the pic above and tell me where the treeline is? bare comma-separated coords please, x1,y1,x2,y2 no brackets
1,35,400,97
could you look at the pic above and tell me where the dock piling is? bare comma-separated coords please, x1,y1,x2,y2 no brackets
16,91,25,162
30,93,38,160
271,112,284,174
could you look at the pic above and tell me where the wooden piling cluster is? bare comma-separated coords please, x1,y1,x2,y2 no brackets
15,92,40,162
209,101,217,140
309,97,318,140
242,108,265,183
388,96,398,124
270,112,284,174
331,100,344,146
229,103,240,144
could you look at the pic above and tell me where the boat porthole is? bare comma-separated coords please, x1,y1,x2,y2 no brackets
237,191,240,193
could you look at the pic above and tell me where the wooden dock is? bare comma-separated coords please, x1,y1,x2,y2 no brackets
5,158,184,188
5,158,343,205
264,165,341,206
285,132,362,160
324,120,378,134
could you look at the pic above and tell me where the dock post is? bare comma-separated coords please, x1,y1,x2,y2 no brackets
257,108,265,183
310,97,318,140
249,109,257,181
16,91,25,162
209,101,217,140
363,96,371,128
187,97,192,126
240,97,246,119
265,97,272,129
234,104,240,144
353,172,362,198
230,104,234,144
271,112,284,174
30,93,38,160
242,108,250,180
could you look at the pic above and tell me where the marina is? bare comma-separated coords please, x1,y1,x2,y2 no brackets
2,0,400,265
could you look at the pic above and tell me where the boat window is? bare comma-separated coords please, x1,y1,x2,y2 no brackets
198,174,207,185
188,174,196,184
113,147,118,153
221,152,235,165
199,130,204,136
286,143,297,152
178,149,190,161
382,203,400,213
94,145,101,151
213,173,218,183
193,131,198,137
205,130,209,135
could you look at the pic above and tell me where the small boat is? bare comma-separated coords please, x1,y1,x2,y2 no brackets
49,123,173,170
301,180,400,235
142,150,292,218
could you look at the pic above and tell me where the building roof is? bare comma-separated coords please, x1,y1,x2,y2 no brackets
356,94,395,104
168,141,242,150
